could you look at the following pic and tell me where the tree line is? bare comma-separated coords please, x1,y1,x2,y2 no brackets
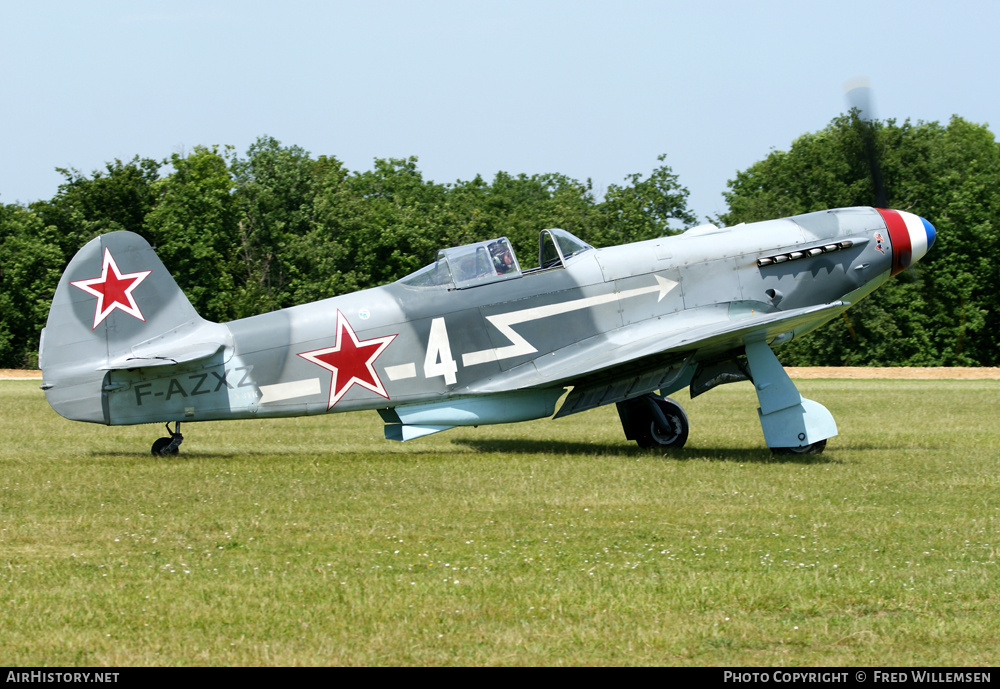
1,114,997,369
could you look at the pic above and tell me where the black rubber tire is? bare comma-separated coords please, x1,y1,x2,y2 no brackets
771,439,827,455
629,396,689,449
647,397,689,449
151,437,179,456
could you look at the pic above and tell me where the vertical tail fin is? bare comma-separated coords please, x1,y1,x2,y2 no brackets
40,231,230,423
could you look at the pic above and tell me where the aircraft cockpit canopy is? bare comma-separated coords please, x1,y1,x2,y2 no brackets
398,237,521,289
538,228,593,269
399,230,595,288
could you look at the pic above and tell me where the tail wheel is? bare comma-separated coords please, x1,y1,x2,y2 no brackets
151,437,179,456
151,422,183,456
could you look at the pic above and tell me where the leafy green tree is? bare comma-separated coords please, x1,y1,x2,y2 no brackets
31,157,162,258
295,156,448,300
144,147,239,322
915,117,1000,365
594,154,697,245
7,116,994,371
230,136,320,315
0,205,63,367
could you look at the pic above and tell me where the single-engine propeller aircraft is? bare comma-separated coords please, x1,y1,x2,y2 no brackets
39,204,935,455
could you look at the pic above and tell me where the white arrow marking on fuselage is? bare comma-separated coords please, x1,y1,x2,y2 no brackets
258,378,321,404
462,274,677,367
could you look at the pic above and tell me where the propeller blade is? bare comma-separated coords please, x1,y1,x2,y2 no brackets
844,77,887,208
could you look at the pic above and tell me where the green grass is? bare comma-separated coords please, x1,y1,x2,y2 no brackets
1,379,998,666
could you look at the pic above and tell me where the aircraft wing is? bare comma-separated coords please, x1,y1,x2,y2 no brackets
464,300,850,400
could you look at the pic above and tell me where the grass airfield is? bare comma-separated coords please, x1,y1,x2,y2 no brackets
1,378,997,666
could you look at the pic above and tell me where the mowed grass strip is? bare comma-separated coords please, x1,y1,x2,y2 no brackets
1,379,997,666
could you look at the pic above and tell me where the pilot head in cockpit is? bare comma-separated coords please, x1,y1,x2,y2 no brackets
490,241,515,274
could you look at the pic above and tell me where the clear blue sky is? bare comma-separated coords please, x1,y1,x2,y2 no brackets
2,0,997,221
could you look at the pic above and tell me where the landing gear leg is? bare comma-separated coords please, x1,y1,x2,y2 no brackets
151,422,183,456
744,340,836,454
617,394,689,450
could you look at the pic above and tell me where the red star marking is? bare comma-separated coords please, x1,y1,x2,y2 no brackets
297,310,397,409
70,247,153,329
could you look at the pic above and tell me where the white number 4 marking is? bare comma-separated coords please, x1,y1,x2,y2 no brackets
423,317,458,385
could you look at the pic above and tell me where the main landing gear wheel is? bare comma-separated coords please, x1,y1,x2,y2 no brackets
771,439,827,456
151,422,184,456
617,395,689,450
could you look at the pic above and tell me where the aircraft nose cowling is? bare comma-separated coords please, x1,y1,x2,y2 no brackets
876,208,937,276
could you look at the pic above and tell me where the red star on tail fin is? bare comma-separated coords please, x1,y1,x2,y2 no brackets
70,248,152,329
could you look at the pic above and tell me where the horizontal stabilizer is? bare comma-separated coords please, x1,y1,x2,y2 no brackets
100,321,232,370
